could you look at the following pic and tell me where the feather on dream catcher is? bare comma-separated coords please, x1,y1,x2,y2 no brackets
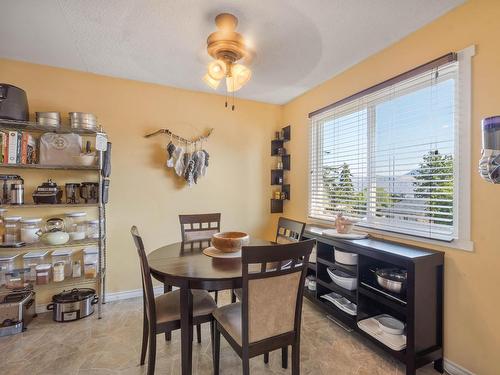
145,128,213,186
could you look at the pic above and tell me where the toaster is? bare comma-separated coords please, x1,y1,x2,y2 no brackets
0,288,36,336
0,84,29,122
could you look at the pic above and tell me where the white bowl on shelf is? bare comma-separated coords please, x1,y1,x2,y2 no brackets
377,315,405,335
334,248,358,265
327,267,357,291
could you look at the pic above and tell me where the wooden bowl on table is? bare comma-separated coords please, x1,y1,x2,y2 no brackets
211,232,250,253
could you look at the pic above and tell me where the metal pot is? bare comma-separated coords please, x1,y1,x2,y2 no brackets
47,288,98,322
373,268,407,294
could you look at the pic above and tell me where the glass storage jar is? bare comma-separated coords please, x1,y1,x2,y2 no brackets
65,212,87,241
0,208,7,243
20,218,42,244
72,260,82,278
86,220,100,239
4,216,21,243
6,271,24,289
23,251,48,283
53,262,65,282
35,264,51,285
51,249,73,277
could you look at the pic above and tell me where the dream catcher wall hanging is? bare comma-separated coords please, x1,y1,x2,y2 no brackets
145,128,213,186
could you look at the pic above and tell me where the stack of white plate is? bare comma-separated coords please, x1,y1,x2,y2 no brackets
320,291,357,316
357,314,406,351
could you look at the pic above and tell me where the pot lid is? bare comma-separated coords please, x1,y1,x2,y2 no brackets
4,216,21,222
23,251,49,259
52,249,74,256
65,212,86,217
20,218,42,224
52,288,96,303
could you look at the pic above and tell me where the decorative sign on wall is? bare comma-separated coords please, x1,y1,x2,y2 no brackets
145,128,214,186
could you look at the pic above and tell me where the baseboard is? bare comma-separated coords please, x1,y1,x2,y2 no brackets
444,358,475,375
105,285,164,302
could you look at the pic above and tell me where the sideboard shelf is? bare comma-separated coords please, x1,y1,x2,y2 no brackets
303,224,444,375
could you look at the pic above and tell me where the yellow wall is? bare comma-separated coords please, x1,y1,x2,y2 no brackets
280,0,500,373
0,59,281,297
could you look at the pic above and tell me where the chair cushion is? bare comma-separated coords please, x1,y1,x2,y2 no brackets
213,302,245,345
156,289,217,325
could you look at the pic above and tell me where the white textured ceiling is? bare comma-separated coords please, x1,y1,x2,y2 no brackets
0,0,464,104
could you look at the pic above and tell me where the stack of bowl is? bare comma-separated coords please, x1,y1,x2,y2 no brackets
36,112,61,128
69,112,98,131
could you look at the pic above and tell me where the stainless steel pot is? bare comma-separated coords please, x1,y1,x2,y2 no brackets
373,268,407,294
47,288,98,322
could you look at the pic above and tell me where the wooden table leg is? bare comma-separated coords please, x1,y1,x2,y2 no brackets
164,282,172,341
180,284,193,375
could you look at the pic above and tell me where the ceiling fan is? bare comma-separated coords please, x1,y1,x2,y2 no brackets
203,13,252,110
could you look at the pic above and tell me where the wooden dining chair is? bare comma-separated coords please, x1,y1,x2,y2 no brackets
212,239,315,375
233,217,306,366
131,226,217,375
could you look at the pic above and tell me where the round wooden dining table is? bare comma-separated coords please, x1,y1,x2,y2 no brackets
147,238,273,375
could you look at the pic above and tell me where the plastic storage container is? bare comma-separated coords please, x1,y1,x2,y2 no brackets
52,249,73,277
23,251,48,283
65,212,87,241
35,264,51,285
20,218,42,244
4,216,21,243
6,271,24,289
72,260,82,278
83,247,98,279
334,248,358,266
0,254,18,273
327,268,357,291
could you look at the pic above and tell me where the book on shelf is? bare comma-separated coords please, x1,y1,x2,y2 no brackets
2,130,38,165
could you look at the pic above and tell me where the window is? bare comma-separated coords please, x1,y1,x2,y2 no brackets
309,50,473,245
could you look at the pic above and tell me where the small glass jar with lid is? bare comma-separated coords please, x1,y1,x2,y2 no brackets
4,216,21,243
65,212,87,241
20,218,43,244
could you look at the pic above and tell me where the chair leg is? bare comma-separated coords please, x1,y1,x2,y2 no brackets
210,320,215,356
263,352,269,364
242,355,250,375
164,283,172,341
214,290,218,304
281,346,288,369
292,342,300,375
140,313,148,365
213,323,220,375
196,324,202,344
231,289,236,303
147,330,157,375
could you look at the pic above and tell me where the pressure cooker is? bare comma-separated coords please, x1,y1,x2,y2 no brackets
47,288,98,322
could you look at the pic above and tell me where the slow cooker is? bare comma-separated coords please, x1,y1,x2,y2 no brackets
47,288,97,322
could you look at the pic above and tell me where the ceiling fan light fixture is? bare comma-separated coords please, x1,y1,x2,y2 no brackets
231,63,252,87
203,73,221,90
207,59,227,80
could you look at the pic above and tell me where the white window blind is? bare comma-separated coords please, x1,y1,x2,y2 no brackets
309,57,459,241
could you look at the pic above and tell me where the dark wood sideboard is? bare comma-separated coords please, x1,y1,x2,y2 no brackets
302,225,444,375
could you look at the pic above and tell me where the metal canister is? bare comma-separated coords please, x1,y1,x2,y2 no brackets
10,183,24,205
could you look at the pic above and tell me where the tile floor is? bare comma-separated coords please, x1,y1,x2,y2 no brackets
0,291,445,375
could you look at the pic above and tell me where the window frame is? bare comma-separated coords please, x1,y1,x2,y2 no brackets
307,46,475,251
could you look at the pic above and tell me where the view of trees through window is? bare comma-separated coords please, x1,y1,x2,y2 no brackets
317,75,455,233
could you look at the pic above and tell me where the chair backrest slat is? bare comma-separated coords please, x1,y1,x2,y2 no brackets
241,239,315,346
131,226,156,325
179,213,221,243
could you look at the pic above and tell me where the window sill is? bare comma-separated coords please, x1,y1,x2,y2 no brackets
306,217,474,252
